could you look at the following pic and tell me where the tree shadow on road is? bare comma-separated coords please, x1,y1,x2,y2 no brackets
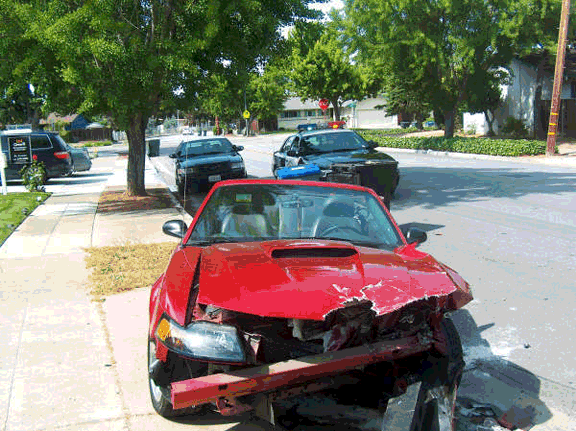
392,165,576,210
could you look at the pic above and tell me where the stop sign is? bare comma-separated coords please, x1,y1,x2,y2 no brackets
319,99,329,111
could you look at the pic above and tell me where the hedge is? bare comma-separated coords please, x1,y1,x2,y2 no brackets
358,130,549,157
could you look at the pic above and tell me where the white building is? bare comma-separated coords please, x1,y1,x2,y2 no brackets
278,97,399,130
464,57,576,137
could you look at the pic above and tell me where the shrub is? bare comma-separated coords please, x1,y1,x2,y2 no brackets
19,160,47,192
501,117,529,138
357,131,549,157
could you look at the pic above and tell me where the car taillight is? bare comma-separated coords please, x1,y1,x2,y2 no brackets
54,151,70,160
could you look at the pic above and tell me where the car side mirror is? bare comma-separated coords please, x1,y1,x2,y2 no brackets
367,140,378,148
234,145,244,151
287,150,297,157
169,153,177,159
402,227,427,245
162,220,188,239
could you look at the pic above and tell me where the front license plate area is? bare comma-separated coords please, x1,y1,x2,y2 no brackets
208,174,221,182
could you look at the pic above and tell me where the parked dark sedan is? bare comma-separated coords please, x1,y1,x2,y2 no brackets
170,137,247,194
272,129,400,201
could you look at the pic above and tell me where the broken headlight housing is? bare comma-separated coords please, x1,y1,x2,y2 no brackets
155,317,246,363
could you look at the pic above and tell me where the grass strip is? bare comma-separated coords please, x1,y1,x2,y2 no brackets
0,192,51,246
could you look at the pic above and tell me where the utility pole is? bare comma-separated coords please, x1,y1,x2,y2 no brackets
546,0,571,156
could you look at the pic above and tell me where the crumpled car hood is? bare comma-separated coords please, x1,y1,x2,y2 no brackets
190,240,471,321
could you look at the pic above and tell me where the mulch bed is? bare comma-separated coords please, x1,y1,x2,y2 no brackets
97,187,175,213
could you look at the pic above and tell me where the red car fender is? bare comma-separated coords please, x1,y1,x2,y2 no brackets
149,246,202,339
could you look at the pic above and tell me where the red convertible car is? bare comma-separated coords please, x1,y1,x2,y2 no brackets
148,179,473,429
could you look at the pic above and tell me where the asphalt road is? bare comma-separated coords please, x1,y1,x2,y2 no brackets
151,133,576,427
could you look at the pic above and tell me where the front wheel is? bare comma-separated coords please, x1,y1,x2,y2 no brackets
148,340,206,418
148,341,176,417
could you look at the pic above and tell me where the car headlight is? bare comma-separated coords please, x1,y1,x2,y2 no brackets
177,167,195,175
231,161,244,170
155,317,246,363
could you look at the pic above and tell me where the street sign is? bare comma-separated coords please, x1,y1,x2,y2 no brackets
319,99,329,111
243,110,250,119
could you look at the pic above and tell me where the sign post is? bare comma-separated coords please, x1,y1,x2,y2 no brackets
319,99,329,126
243,110,250,136
0,152,7,195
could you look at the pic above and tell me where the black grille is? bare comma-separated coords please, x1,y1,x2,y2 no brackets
198,162,230,174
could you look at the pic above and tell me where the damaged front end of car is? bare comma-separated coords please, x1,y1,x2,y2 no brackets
148,241,473,429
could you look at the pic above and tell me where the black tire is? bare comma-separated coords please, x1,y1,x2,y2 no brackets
148,340,205,418
176,176,184,196
148,341,177,417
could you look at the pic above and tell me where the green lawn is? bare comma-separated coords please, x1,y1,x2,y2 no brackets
0,192,51,246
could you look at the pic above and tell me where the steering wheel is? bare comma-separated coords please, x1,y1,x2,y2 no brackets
316,223,363,238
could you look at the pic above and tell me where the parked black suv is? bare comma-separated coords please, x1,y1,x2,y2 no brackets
0,130,73,181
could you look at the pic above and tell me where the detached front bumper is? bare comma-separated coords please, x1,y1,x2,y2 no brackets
171,335,431,412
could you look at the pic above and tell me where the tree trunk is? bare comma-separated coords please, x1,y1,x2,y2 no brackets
484,110,496,136
444,109,455,138
331,99,340,121
126,113,148,196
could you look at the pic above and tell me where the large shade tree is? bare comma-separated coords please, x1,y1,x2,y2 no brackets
345,0,563,137
8,0,320,195
288,21,368,120
0,1,78,128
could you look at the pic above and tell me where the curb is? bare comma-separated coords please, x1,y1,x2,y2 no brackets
377,146,576,168
146,155,190,220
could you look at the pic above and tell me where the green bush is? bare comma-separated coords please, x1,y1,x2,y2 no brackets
59,130,71,141
19,160,47,192
501,117,529,138
358,131,549,157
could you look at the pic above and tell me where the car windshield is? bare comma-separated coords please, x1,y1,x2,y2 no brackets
299,131,367,154
178,139,233,156
186,183,403,250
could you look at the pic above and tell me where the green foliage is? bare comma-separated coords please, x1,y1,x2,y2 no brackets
2,0,317,195
19,160,47,192
358,131,548,157
78,141,112,148
287,22,366,120
501,117,529,138
59,130,70,141
345,0,563,138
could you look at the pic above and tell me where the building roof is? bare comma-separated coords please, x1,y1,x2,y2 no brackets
40,113,81,125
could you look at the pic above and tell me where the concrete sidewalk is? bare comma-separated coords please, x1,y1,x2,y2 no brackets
0,152,250,431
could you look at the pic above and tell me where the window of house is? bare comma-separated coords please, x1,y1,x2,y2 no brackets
282,111,299,118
